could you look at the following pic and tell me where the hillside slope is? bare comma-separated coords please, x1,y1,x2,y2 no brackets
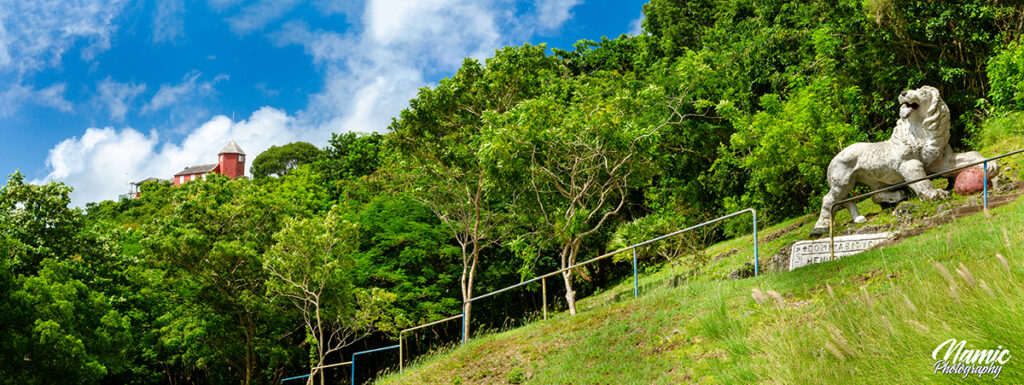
379,185,1024,384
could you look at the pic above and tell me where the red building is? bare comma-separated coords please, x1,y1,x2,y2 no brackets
172,140,247,186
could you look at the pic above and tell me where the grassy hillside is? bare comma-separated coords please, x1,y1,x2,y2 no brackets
377,126,1024,384
379,197,1024,384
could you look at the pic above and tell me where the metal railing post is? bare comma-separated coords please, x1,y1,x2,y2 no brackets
397,314,463,373
753,209,759,277
823,210,831,262
632,248,638,298
984,161,989,211
461,306,467,345
541,277,547,320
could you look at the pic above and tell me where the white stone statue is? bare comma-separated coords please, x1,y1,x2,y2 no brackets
809,86,997,236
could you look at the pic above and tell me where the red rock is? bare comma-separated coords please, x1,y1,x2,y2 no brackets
953,167,990,195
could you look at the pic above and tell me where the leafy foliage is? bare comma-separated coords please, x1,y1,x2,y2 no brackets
250,142,322,179
6,1,1024,384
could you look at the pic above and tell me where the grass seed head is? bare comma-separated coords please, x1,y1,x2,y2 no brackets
860,286,874,307
934,262,954,285
826,284,835,299
880,315,894,334
996,253,1010,271
979,279,995,297
824,342,845,360
826,324,853,356
956,263,976,286
907,319,930,333
751,288,767,305
766,290,784,307
901,293,918,312
1004,227,1012,248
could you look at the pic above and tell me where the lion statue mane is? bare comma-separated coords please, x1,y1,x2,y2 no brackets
809,86,998,236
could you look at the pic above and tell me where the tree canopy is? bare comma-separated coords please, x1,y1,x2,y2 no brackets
5,1,1024,383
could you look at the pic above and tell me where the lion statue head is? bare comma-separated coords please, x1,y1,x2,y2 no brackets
893,86,950,165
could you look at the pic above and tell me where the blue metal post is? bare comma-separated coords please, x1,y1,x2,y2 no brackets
753,210,759,277
461,307,467,345
632,248,638,298
350,344,400,385
281,374,311,383
983,161,989,210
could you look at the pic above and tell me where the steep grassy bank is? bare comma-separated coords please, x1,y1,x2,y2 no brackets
379,195,1024,385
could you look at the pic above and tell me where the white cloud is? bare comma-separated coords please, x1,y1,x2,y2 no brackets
628,12,644,36
142,71,227,114
96,77,146,121
533,0,583,32
281,0,513,134
34,107,301,206
37,0,606,205
226,0,300,35
152,0,186,43
0,83,72,116
0,0,128,74
0,0,127,118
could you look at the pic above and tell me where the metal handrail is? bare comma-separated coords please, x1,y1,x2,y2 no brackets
399,314,463,373
351,344,400,385
286,209,762,382
462,208,759,343
828,148,1024,259
280,361,352,383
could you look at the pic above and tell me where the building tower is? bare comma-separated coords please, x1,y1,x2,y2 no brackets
218,140,246,179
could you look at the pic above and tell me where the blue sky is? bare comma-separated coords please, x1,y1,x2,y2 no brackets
0,0,648,206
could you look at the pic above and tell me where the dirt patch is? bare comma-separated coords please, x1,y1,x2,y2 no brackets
761,216,812,243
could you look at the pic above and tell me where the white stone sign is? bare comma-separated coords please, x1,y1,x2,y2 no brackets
789,232,892,270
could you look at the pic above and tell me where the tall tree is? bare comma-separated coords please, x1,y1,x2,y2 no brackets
390,44,556,340
264,209,398,385
0,173,130,385
481,71,669,315
144,175,292,385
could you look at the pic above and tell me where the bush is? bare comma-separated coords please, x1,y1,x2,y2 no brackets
711,77,867,222
987,40,1024,112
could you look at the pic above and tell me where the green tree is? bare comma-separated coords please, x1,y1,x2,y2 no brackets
481,71,667,315
251,142,323,179
348,194,461,323
0,173,130,385
144,174,294,385
265,208,399,385
711,78,867,221
391,44,556,339
315,133,384,180
0,172,84,276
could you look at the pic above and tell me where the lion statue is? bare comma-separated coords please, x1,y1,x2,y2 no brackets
809,86,998,236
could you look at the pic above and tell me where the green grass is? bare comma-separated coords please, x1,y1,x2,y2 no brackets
377,126,1024,384
379,199,1024,384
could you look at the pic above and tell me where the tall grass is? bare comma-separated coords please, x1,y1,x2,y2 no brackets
751,210,1024,383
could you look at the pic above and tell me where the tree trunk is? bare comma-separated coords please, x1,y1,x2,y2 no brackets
559,241,579,315
562,270,577,315
462,301,472,341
